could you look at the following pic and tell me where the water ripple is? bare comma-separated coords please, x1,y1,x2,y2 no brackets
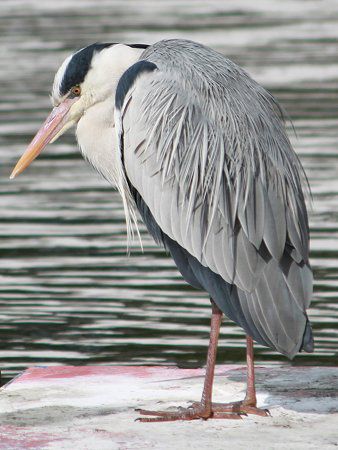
0,0,338,384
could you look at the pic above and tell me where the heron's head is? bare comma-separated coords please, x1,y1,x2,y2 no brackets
10,43,146,179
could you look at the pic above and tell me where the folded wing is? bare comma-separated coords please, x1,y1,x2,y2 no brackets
115,39,313,358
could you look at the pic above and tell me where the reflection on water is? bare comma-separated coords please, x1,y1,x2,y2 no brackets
0,1,338,384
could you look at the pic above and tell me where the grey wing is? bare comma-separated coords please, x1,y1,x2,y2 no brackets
116,39,313,358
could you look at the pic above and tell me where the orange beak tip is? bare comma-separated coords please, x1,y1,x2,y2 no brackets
10,98,77,179
10,163,23,179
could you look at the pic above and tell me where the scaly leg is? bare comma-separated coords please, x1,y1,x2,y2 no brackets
206,336,269,416
137,299,241,422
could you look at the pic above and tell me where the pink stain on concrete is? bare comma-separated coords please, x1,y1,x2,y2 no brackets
0,425,61,450
14,364,242,384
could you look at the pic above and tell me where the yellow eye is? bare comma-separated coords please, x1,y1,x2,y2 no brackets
71,85,81,96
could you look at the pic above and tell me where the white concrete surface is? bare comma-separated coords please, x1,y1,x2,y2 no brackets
0,365,337,449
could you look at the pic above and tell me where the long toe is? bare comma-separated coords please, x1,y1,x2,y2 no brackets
136,404,242,422
136,407,203,422
211,401,270,417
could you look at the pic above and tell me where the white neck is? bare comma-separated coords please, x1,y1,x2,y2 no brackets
75,45,144,186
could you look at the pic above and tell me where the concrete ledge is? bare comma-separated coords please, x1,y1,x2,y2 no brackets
0,365,337,449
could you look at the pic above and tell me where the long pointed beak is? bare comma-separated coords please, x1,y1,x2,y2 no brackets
10,98,78,179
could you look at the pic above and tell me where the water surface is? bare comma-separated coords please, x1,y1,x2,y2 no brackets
1,0,338,384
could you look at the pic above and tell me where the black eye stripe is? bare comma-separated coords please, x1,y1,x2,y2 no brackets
126,43,149,50
59,43,150,97
60,43,113,97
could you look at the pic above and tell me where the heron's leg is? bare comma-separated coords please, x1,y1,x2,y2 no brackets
198,298,223,414
136,299,240,422
243,335,257,405
208,335,269,416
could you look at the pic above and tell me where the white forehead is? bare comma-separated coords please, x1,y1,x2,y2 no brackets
51,53,73,103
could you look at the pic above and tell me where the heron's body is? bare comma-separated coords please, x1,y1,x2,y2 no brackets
74,39,313,358
12,38,314,421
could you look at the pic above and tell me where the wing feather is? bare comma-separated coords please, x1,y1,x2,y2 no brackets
116,39,313,356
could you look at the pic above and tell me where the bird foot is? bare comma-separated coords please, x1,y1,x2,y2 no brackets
189,400,270,417
136,403,243,422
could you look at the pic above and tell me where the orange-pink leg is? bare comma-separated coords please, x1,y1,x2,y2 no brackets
137,300,269,422
207,336,269,417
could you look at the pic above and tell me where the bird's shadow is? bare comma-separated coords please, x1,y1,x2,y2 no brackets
221,365,338,415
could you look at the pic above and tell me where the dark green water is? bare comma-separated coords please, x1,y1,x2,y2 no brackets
1,1,338,384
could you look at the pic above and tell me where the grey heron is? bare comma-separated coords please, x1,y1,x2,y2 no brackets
11,39,314,421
